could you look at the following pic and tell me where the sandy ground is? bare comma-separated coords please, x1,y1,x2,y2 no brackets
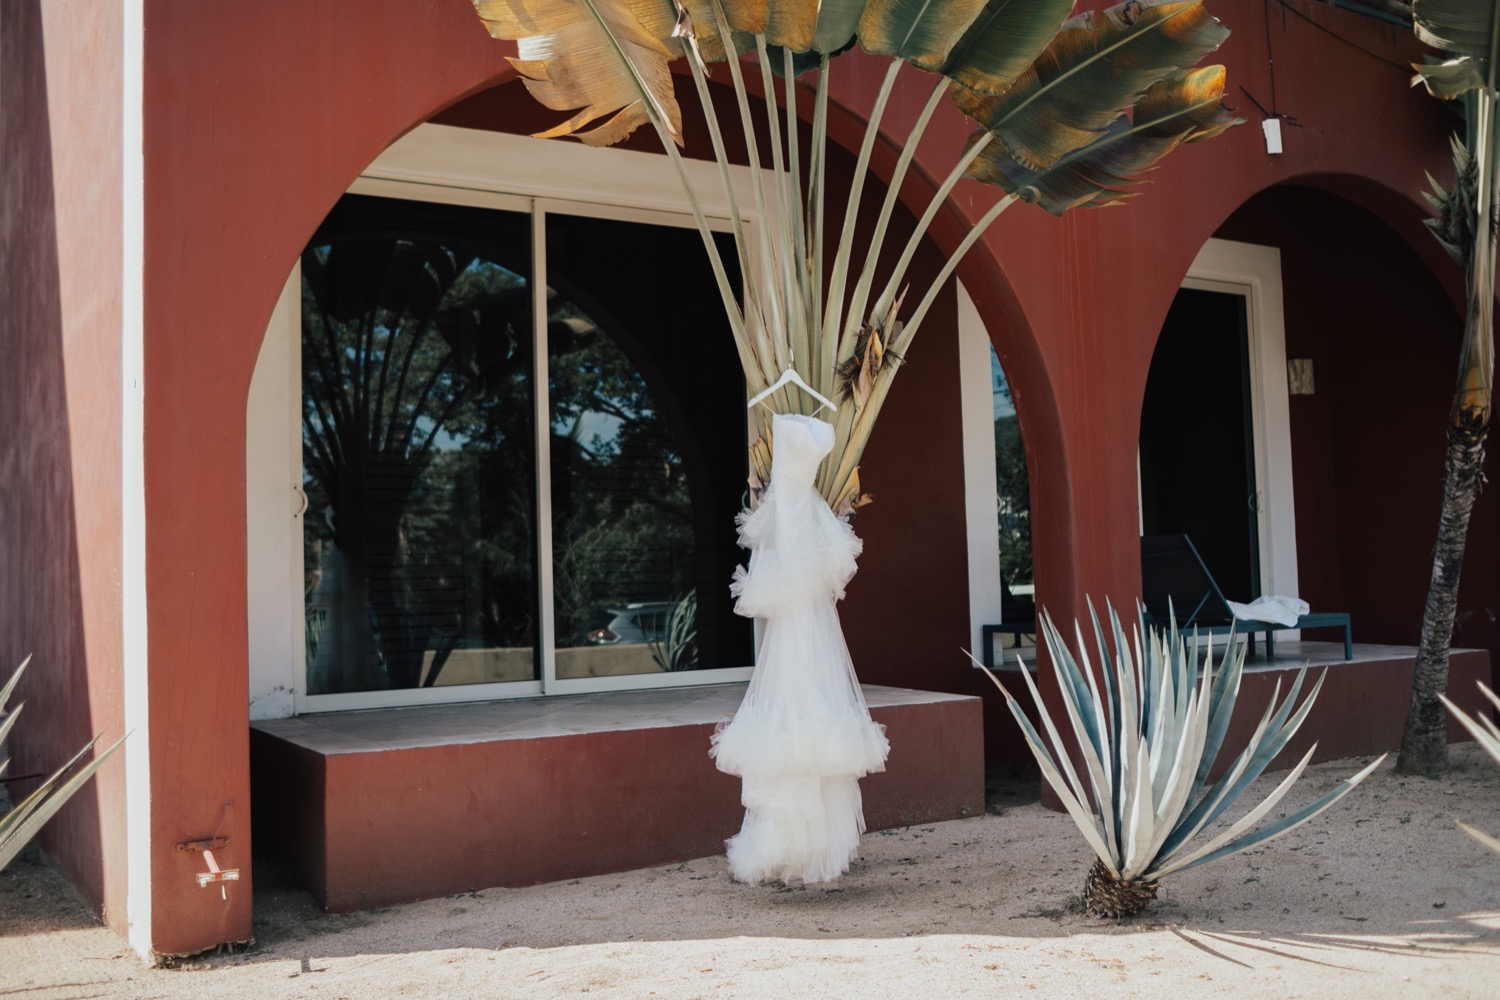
3,747,1500,999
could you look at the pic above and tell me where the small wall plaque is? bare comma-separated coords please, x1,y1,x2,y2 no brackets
1288,358,1314,396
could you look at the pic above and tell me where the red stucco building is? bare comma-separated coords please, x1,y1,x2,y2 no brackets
2,0,1493,959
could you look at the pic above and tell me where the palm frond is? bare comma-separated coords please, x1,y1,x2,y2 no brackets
472,0,683,146
469,0,1238,515
1414,0,1500,62
967,65,1242,215
857,0,992,72
940,0,1077,97
953,1,1231,172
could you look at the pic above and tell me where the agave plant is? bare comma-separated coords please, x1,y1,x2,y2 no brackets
648,589,700,671
979,603,1384,917
1,657,125,871
471,0,1240,513
1440,683,1500,852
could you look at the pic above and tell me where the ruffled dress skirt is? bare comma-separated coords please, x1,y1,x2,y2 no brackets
711,472,889,884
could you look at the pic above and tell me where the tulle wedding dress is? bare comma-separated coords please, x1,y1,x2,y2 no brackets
711,412,890,884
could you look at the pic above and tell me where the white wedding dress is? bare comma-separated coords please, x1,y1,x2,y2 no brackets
711,412,890,884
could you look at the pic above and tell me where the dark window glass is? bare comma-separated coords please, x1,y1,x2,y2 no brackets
991,348,1033,619
546,212,753,677
299,195,753,696
301,195,537,695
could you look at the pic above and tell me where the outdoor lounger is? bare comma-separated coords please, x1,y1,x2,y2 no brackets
1139,533,1351,661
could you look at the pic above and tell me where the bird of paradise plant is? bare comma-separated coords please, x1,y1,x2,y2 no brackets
470,0,1241,514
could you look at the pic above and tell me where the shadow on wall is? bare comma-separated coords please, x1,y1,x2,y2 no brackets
0,1,105,912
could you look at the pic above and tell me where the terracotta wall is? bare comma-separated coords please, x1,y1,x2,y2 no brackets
0,1,128,929
125,0,1463,955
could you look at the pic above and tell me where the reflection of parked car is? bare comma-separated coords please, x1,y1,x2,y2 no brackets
584,603,672,645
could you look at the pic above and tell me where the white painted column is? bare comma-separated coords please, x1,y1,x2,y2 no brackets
956,282,1004,659
121,0,153,961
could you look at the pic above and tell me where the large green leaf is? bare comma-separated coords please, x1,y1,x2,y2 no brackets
858,0,992,72
966,65,1242,214
953,1,1230,171
1414,0,1500,61
940,0,1076,96
472,0,683,146
811,0,866,53
762,0,820,51
1414,55,1490,99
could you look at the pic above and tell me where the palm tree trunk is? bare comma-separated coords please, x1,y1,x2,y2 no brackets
1398,406,1488,776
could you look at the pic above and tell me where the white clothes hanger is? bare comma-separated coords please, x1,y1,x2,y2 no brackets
747,366,837,415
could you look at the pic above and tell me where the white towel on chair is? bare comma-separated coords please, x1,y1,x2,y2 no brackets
1226,595,1309,628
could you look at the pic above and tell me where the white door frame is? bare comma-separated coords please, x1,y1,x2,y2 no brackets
1179,237,1300,609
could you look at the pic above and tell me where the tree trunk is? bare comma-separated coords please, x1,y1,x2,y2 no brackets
1397,406,1489,777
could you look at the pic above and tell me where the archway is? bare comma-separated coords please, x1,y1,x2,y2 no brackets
1139,180,1494,669
242,67,1025,915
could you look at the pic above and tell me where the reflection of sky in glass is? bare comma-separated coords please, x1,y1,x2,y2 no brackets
990,345,1015,421
560,410,626,449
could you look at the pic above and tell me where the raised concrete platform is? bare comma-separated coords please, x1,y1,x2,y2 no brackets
250,684,982,912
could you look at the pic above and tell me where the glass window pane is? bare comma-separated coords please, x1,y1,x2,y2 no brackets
991,347,1033,618
545,212,753,677
301,195,538,695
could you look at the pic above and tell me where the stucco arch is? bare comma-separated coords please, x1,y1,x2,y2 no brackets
140,0,1460,954
149,8,1048,951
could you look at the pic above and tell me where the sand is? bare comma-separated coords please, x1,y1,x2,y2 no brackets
3,745,1500,999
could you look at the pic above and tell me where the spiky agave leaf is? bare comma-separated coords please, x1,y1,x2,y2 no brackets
0,659,127,872
982,601,1383,916
953,1,1231,172
1441,683,1500,851
967,65,1241,214
472,0,683,147
1424,135,1479,267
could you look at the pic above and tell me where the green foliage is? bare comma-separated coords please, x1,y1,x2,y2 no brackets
300,234,538,692
994,402,1032,587
1,658,125,872
979,602,1383,913
647,590,701,671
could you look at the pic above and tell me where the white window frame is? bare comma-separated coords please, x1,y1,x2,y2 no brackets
248,125,763,716
956,281,1006,657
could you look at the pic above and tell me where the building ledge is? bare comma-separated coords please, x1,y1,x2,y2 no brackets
250,684,982,912
251,682,967,753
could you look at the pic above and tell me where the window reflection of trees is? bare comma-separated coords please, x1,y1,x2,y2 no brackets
300,231,537,695
299,198,749,696
545,293,696,661
992,352,1032,596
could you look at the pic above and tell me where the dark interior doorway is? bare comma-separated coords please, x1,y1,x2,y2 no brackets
1139,287,1260,603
